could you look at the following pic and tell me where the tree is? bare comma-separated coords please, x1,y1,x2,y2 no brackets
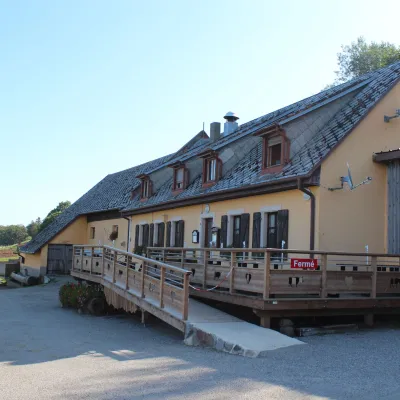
0,225,29,246
39,201,71,232
333,37,400,84
26,217,41,238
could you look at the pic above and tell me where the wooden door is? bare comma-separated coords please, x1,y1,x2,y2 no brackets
47,244,73,275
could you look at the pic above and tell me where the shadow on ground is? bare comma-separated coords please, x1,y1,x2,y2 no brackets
0,277,399,400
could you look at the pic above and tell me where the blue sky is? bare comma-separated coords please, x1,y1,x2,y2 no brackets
0,0,399,226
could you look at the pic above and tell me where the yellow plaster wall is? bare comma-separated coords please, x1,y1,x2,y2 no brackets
318,82,400,253
20,216,88,272
130,189,312,251
86,218,129,251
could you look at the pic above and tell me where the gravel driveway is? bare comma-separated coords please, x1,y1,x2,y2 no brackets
0,277,399,400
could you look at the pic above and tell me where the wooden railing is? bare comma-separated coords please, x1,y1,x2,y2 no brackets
72,245,191,320
147,247,400,299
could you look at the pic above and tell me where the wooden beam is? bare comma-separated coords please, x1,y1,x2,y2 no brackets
371,256,377,298
229,252,236,294
321,254,327,298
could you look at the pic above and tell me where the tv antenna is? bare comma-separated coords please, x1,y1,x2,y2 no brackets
328,163,372,191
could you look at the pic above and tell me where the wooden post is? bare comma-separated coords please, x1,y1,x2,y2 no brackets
125,256,130,290
229,252,236,294
203,249,208,289
260,315,271,329
112,250,117,283
181,249,184,269
371,255,377,298
321,254,328,298
101,246,105,277
160,266,165,308
182,273,189,320
162,248,165,263
80,247,84,272
90,247,94,274
263,250,271,300
140,262,145,298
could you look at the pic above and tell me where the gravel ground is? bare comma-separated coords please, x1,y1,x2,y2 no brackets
0,277,399,400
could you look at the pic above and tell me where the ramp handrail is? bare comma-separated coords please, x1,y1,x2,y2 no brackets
72,245,191,320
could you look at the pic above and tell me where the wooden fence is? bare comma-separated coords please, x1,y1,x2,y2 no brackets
147,247,400,299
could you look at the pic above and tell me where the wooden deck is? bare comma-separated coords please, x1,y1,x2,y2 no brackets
147,247,400,326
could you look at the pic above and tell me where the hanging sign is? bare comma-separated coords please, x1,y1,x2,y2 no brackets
290,258,317,270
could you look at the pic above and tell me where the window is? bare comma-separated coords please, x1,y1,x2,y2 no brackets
232,216,241,248
112,225,118,239
266,136,282,167
90,227,96,239
142,179,150,198
266,212,278,248
170,220,184,247
206,158,216,181
173,166,186,192
200,150,221,187
256,126,290,174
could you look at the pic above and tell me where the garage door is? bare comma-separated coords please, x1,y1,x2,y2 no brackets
47,244,73,275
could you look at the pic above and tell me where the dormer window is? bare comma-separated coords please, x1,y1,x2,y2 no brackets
170,163,188,194
137,174,152,200
200,150,221,187
265,135,282,167
205,158,217,182
255,124,290,174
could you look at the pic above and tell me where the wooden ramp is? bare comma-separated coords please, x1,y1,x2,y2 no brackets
71,245,302,357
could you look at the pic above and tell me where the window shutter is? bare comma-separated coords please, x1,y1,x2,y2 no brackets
220,215,228,248
277,209,289,250
252,212,261,248
149,223,154,247
143,224,149,247
134,225,139,249
184,169,190,188
239,213,250,248
177,220,185,247
166,222,171,247
158,222,165,247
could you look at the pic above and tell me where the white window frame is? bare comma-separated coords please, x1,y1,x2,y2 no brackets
169,216,182,247
153,219,163,245
226,209,244,247
260,205,281,247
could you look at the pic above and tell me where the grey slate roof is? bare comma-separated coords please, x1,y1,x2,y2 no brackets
20,154,173,254
21,61,400,253
123,61,400,211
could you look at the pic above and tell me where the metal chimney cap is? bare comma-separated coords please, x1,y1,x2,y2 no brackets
224,111,239,121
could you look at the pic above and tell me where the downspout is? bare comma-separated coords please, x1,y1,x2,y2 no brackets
123,217,131,252
297,178,315,251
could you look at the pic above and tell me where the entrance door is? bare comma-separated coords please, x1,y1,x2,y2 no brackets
204,218,213,247
47,244,73,275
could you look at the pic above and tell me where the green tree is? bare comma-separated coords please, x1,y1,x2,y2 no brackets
39,201,71,232
26,217,41,238
0,225,29,246
333,37,400,84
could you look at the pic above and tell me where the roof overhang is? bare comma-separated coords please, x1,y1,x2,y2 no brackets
373,149,400,163
122,175,317,217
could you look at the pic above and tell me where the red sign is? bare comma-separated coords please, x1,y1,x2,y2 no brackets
291,258,317,270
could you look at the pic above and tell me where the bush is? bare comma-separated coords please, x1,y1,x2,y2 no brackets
59,282,105,311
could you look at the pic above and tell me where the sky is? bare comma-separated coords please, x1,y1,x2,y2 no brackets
0,0,399,226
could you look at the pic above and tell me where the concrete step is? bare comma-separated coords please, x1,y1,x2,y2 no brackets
184,299,304,357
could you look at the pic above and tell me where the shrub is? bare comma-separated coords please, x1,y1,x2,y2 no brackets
59,282,105,310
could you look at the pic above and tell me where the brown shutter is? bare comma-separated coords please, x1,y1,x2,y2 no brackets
220,215,228,248
252,212,261,248
158,222,165,247
149,223,154,247
239,213,250,248
277,209,289,251
166,221,171,247
143,224,149,247
134,225,139,249
178,220,185,247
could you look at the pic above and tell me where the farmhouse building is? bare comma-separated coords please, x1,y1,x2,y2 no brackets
20,61,400,277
